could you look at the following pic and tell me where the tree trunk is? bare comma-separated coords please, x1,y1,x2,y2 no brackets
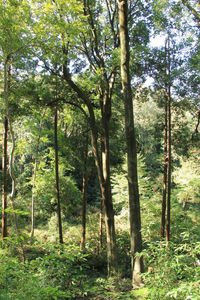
98,197,104,253
31,160,37,239
80,172,88,251
8,118,18,231
2,59,9,239
90,110,117,276
118,0,144,286
166,84,172,243
161,93,168,238
30,109,46,238
2,116,8,239
101,93,117,275
80,135,89,251
63,69,117,275
54,108,63,244
164,37,172,243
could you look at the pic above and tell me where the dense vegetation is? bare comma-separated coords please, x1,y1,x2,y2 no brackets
0,0,199,299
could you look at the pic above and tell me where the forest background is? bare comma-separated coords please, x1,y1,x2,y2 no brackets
0,0,199,299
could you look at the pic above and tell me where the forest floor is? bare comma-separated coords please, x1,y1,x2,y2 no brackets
0,193,200,299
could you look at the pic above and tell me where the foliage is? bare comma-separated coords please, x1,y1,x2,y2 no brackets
0,0,200,299
34,170,81,221
0,243,89,300
174,157,200,204
143,241,200,300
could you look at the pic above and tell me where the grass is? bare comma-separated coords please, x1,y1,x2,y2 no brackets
1,185,200,299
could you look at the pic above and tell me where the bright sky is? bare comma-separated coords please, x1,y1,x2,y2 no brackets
150,34,166,48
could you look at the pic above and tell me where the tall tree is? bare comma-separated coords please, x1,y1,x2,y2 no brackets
161,37,172,241
31,0,118,274
165,37,172,242
54,107,63,244
80,132,89,251
118,0,144,285
2,60,9,238
0,0,31,238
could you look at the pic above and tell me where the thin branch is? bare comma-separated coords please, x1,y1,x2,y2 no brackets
181,0,200,25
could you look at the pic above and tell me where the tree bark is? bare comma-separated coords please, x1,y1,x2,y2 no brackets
91,107,117,275
2,116,8,239
161,37,172,243
8,118,18,231
101,91,117,275
98,197,104,253
166,85,172,243
165,37,172,243
54,108,63,244
161,93,168,238
31,160,37,239
62,72,117,275
2,59,9,239
80,135,89,251
30,110,46,238
118,0,144,286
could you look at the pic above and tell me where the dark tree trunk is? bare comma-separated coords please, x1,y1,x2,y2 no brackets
62,72,117,275
80,136,89,251
2,59,9,239
118,0,144,286
98,197,104,253
166,84,172,242
101,92,117,275
161,93,168,238
162,37,172,243
90,108,117,275
30,109,46,238
2,116,8,239
31,160,37,239
54,108,63,244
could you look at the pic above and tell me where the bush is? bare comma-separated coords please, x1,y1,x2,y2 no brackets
34,172,81,222
0,243,90,299
142,241,200,300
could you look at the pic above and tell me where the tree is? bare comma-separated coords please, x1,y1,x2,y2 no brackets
118,0,144,286
0,0,31,238
31,0,118,275
54,106,63,244
180,0,200,25
80,131,89,251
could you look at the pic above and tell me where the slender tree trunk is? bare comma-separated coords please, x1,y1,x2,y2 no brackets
80,135,89,251
31,160,37,239
91,112,117,275
161,93,168,238
80,172,88,251
118,0,144,286
98,197,104,253
2,59,9,239
163,37,172,243
63,70,117,275
8,119,18,229
2,116,8,239
7,61,16,223
101,93,117,275
54,108,63,244
166,84,172,242
30,109,46,238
